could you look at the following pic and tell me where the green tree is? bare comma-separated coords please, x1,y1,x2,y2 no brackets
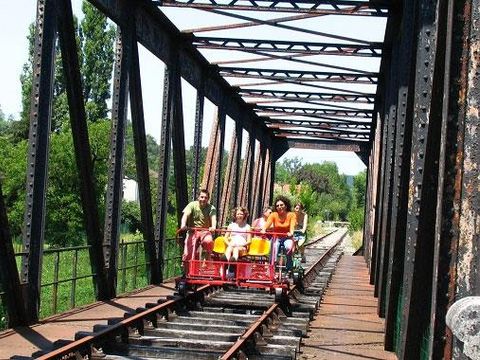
80,1,115,122
17,23,36,141
275,156,302,183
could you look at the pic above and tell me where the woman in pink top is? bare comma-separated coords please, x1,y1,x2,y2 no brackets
251,206,273,231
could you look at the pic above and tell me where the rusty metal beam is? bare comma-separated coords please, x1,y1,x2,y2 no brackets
219,131,239,226
155,56,177,282
193,37,383,57
191,77,205,200
128,21,160,285
88,0,269,145
257,105,373,118
429,0,471,357
0,182,26,326
21,0,57,323
56,0,110,297
285,139,367,152
103,27,130,298
232,119,243,207
384,0,415,350
156,0,389,16
172,72,189,225
213,102,227,212
399,0,447,357
220,67,379,85
238,135,251,208
239,89,376,104
201,110,221,198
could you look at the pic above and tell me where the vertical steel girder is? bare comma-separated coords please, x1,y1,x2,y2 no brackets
370,112,387,287
0,182,26,326
383,0,416,351
232,119,243,207
56,0,110,299
213,103,227,213
364,119,381,266
191,78,205,200
219,128,241,226
21,0,57,323
103,27,130,298
428,0,474,357
201,102,226,213
155,56,177,283
252,140,267,219
201,108,221,200
262,141,273,211
246,129,256,213
399,0,447,357
376,36,400,317
238,134,251,208
128,21,160,285
171,71,188,225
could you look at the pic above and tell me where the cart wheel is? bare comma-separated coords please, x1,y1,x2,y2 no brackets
274,288,284,303
177,280,187,297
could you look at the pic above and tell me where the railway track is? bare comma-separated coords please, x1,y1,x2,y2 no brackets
36,229,347,360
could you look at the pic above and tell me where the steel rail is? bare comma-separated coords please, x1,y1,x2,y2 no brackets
37,230,345,360
36,285,212,360
220,228,344,359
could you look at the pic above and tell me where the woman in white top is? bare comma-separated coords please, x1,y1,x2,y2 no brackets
225,207,251,261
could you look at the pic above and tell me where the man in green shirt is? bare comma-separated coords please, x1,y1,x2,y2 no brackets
180,189,217,268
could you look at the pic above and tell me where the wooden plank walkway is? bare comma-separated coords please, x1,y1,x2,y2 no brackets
0,283,176,359
300,255,397,359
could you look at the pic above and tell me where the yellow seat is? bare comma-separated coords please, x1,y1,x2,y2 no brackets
247,237,271,256
213,236,227,254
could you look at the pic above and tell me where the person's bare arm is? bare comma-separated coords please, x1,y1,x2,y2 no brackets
302,213,308,233
209,214,217,232
180,208,190,231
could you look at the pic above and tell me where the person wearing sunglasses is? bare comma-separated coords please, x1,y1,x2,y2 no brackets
261,195,297,273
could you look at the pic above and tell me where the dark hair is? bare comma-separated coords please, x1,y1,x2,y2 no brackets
262,206,273,214
199,189,210,198
294,203,304,211
232,206,249,221
274,195,292,212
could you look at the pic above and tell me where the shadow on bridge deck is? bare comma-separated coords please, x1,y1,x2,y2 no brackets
0,282,176,359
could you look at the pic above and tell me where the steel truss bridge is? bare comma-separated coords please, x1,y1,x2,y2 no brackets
0,0,479,359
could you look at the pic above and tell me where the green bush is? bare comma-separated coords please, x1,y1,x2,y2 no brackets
348,207,364,232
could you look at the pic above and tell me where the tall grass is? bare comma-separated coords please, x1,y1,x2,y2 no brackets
0,234,183,329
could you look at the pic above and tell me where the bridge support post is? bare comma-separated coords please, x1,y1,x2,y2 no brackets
191,77,205,201
21,0,57,323
155,52,178,282
0,183,26,326
127,17,160,285
383,0,416,351
56,0,110,300
398,0,448,358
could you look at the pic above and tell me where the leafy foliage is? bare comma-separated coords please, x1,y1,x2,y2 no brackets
275,160,365,224
80,1,115,122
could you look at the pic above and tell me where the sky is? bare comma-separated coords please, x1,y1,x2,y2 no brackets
0,1,374,175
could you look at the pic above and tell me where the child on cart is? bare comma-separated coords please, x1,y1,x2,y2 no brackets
224,207,252,267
